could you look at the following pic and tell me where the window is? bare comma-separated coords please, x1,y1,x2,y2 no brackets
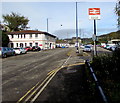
11,43,14,48
18,34,19,38
21,34,22,38
16,43,18,47
29,34,32,38
24,34,26,38
35,42,38,46
25,43,27,47
35,34,38,38
11,35,14,38
20,43,23,47
29,43,32,47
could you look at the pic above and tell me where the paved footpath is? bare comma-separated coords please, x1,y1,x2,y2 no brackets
33,48,102,103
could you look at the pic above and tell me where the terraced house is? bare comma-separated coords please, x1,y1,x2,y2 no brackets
8,30,56,50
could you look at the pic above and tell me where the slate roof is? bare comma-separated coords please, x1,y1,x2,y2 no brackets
8,30,56,38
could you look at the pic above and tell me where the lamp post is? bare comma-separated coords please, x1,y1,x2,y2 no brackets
46,18,49,49
76,2,79,52
47,18,49,32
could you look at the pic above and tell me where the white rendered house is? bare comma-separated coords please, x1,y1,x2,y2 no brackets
8,30,56,50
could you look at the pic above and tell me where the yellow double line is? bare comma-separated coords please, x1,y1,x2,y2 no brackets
17,59,85,103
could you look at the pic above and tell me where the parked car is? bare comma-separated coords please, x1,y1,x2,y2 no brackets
80,45,85,49
110,45,117,51
24,46,32,51
32,46,41,51
13,47,27,54
0,47,16,58
111,44,120,51
83,45,92,52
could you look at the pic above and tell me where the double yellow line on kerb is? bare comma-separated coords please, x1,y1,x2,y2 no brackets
17,59,85,103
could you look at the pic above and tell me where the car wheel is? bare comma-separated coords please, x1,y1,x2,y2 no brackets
13,52,16,56
3,54,7,58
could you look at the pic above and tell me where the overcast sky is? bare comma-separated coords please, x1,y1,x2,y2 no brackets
1,0,119,39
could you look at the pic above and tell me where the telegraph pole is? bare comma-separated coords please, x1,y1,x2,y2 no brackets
47,18,48,32
76,2,79,52
46,18,49,49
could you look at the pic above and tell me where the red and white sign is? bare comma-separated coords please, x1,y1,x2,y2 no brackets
89,8,100,20
39,44,42,46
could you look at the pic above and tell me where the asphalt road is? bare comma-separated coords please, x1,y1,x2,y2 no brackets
2,48,72,102
1,47,112,102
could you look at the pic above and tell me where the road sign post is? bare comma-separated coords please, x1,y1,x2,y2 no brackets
93,20,97,56
89,8,100,56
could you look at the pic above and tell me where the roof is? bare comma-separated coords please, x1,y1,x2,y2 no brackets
8,30,56,38
111,39,120,42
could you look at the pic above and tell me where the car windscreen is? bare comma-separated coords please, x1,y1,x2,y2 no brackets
14,48,20,50
85,46,90,48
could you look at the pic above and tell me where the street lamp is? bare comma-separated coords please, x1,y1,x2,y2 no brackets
46,18,49,49
76,2,79,52
47,18,49,32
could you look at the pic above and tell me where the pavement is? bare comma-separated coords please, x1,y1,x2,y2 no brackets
34,48,101,103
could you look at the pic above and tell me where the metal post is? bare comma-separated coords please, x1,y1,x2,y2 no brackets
76,2,79,52
93,20,97,56
47,18,49,49
47,18,48,32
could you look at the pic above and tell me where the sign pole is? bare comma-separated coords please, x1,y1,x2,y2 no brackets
93,19,97,56
88,8,100,56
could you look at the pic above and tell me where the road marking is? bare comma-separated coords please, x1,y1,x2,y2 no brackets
64,62,85,68
16,54,85,103
24,72,55,102
30,70,58,102
16,55,71,103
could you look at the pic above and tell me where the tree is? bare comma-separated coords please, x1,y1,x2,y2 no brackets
2,12,29,31
115,0,120,29
0,30,9,47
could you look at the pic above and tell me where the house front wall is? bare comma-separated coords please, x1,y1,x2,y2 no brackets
8,33,56,50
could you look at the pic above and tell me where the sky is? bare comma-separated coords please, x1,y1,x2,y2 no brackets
0,0,119,39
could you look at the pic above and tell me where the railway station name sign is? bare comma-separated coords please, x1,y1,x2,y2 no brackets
89,8,101,20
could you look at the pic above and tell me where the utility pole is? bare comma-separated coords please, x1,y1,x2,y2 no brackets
46,18,49,49
76,2,79,52
47,18,48,32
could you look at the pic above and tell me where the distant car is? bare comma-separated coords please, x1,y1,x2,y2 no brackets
24,46,32,51
83,45,91,52
13,47,27,54
110,45,117,51
0,47,16,58
111,45,120,51
61,46,65,48
32,46,41,51
80,45,85,49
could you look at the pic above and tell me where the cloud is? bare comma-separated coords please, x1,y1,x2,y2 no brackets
54,29,76,39
53,27,118,39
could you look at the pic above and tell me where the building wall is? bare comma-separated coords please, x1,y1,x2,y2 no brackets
8,33,56,50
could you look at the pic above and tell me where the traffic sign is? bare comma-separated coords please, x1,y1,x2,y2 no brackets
92,34,96,41
89,8,100,20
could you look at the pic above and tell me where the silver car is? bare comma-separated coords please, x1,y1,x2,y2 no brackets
13,47,27,54
83,46,92,52
0,47,16,58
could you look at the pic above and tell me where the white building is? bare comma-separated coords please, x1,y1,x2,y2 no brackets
8,30,56,50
